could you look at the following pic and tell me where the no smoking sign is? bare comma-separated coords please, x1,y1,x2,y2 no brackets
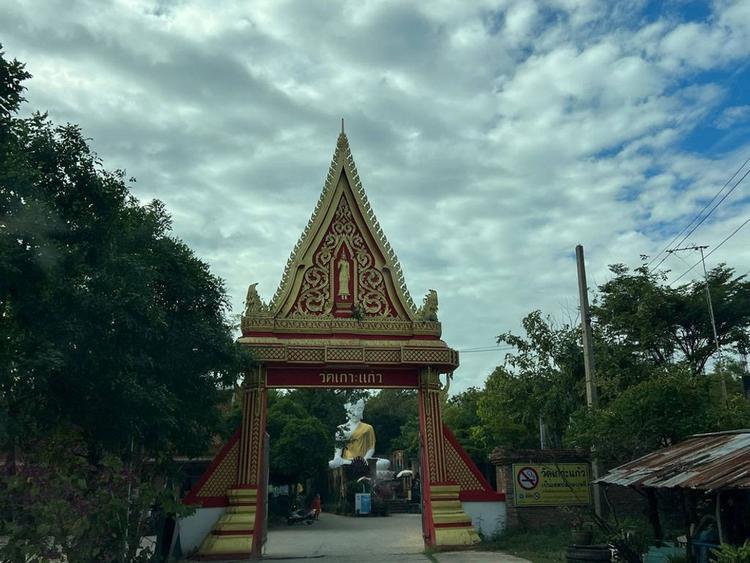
516,466,539,490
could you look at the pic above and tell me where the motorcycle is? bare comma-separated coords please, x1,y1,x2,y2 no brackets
287,508,317,526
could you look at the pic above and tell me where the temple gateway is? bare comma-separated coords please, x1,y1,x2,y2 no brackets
181,128,505,558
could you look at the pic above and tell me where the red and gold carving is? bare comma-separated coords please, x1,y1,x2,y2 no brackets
293,196,396,318
238,369,266,486
419,368,447,484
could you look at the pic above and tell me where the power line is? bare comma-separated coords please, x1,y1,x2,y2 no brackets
670,216,750,285
458,344,515,351
667,245,727,402
649,157,750,271
457,345,515,354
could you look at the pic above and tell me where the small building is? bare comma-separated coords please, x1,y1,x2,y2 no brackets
596,430,750,558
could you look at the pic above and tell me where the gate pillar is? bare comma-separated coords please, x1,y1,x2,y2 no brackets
196,366,267,559
419,368,480,548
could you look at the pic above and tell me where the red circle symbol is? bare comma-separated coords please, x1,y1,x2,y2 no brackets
517,466,539,490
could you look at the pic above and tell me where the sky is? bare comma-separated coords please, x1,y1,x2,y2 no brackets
2,0,750,393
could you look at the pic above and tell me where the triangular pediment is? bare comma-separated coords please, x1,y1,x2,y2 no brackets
268,132,417,321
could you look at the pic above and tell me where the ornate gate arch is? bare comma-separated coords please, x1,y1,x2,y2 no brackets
183,130,502,558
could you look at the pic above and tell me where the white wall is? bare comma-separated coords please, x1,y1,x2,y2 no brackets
462,501,506,540
178,507,225,554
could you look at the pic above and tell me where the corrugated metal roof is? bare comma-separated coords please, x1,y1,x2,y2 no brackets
596,430,750,491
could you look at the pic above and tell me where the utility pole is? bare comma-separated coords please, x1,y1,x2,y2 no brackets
575,245,601,517
667,245,727,403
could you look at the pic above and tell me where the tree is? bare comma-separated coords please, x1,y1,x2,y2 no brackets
1,47,248,458
443,387,494,481
593,263,750,379
477,311,586,448
0,47,248,560
271,415,331,488
392,416,420,460
283,389,348,439
567,370,715,466
264,391,332,504
2,425,187,563
363,389,418,455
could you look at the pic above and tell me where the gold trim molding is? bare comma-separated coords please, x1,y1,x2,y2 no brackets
241,315,441,337
238,338,459,369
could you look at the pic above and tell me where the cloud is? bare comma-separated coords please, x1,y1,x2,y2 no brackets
2,0,750,392
716,105,750,129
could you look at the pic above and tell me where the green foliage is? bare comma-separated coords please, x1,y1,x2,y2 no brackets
567,371,711,466
0,426,191,563
364,389,418,454
392,415,420,458
711,541,750,563
271,415,331,486
481,526,570,562
266,391,333,490
479,261,750,469
594,264,750,378
0,46,247,559
444,387,486,459
443,387,495,479
479,311,585,448
0,46,248,459
284,388,348,439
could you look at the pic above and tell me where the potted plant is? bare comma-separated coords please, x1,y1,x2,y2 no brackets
562,507,593,545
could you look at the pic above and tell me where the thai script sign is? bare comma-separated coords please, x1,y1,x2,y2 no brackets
320,372,383,385
512,463,591,506
266,367,419,388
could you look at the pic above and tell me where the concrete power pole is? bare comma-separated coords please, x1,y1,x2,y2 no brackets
575,245,602,517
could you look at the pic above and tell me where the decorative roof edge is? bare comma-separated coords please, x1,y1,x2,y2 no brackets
267,131,418,316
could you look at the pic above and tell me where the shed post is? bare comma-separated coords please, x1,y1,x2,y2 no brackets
645,488,663,540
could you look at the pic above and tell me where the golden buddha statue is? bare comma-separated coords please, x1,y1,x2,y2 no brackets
328,399,392,476
329,399,375,467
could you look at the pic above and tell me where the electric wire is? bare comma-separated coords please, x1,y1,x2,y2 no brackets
649,157,750,271
670,215,750,285
457,345,515,354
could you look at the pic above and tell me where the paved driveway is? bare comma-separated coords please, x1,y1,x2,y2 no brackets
262,513,529,562
264,513,424,560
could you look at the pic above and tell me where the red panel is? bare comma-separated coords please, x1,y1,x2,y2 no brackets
194,496,229,508
266,366,419,388
459,490,506,502
183,428,240,507
442,424,496,493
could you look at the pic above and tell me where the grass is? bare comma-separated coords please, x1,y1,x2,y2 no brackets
481,526,572,563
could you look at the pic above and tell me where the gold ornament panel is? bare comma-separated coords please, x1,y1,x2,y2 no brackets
443,432,484,492
293,196,397,318
268,132,419,319
194,439,239,498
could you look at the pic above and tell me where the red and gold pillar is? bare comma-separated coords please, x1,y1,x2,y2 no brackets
418,367,480,548
198,366,267,558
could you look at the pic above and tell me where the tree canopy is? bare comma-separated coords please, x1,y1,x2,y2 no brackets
438,261,750,469
593,263,750,379
0,47,249,561
0,48,248,459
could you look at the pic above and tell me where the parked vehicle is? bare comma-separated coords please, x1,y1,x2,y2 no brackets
287,508,316,526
